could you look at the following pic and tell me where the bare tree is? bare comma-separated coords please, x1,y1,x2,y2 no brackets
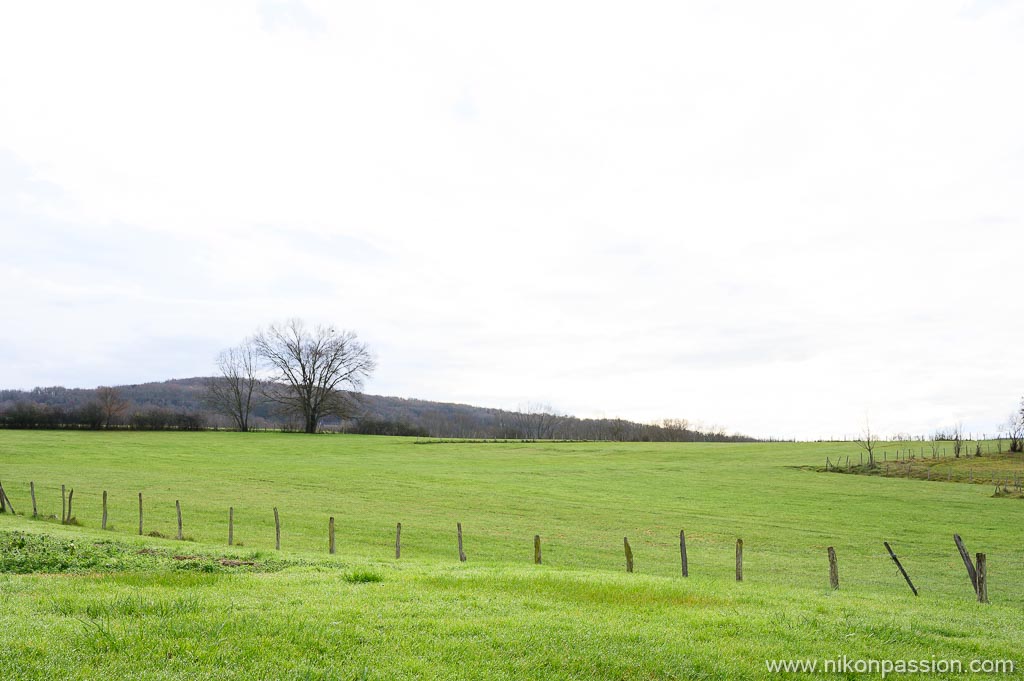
511,403,561,439
95,386,128,428
660,418,692,442
1005,398,1024,453
951,422,964,458
253,320,375,433
204,341,260,432
854,417,879,468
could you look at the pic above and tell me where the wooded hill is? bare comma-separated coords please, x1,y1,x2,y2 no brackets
0,378,754,442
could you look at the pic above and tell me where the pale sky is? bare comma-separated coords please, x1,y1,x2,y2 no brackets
1,1,1022,439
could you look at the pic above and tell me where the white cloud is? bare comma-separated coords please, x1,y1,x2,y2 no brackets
1,0,1022,438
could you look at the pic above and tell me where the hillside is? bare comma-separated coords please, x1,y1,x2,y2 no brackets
0,378,753,441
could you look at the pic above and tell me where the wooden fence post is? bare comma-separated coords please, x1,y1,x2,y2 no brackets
102,491,108,530
30,481,36,517
534,534,542,564
976,553,988,603
0,482,5,513
827,546,839,590
176,500,183,540
680,529,688,577
624,536,633,573
66,489,73,524
953,534,978,594
138,492,143,535
61,484,67,524
329,517,336,554
395,522,401,559
274,507,281,551
736,539,743,581
0,482,13,515
457,522,467,562
884,541,918,596
228,507,234,546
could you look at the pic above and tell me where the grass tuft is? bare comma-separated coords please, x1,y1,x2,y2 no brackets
343,569,383,584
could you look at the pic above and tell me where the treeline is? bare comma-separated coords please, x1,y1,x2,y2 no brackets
0,401,206,431
351,395,753,442
0,379,755,442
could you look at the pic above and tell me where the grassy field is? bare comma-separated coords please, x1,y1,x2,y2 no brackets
1,431,1023,679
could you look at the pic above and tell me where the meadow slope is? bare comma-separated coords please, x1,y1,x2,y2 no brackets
1,431,1022,679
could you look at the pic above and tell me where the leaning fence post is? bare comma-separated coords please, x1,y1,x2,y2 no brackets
953,534,978,594
0,482,13,515
680,529,688,577
736,539,743,581
624,536,634,573
976,553,988,603
274,507,281,551
457,522,467,562
102,491,108,530
395,522,401,559
0,482,5,513
228,507,234,546
30,481,36,517
176,500,183,540
138,492,143,535
884,541,918,596
329,516,336,554
827,546,839,590
62,484,67,524
534,534,542,564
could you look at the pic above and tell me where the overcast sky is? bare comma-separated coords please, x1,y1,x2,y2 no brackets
1,1,1022,439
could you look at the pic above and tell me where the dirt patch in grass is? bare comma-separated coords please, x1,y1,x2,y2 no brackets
218,559,256,567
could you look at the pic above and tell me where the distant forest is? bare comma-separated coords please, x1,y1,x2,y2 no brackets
0,378,755,442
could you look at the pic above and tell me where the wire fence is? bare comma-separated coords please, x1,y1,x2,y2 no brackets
0,476,1009,606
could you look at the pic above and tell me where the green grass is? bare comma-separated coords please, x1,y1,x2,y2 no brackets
1,431,1023,679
